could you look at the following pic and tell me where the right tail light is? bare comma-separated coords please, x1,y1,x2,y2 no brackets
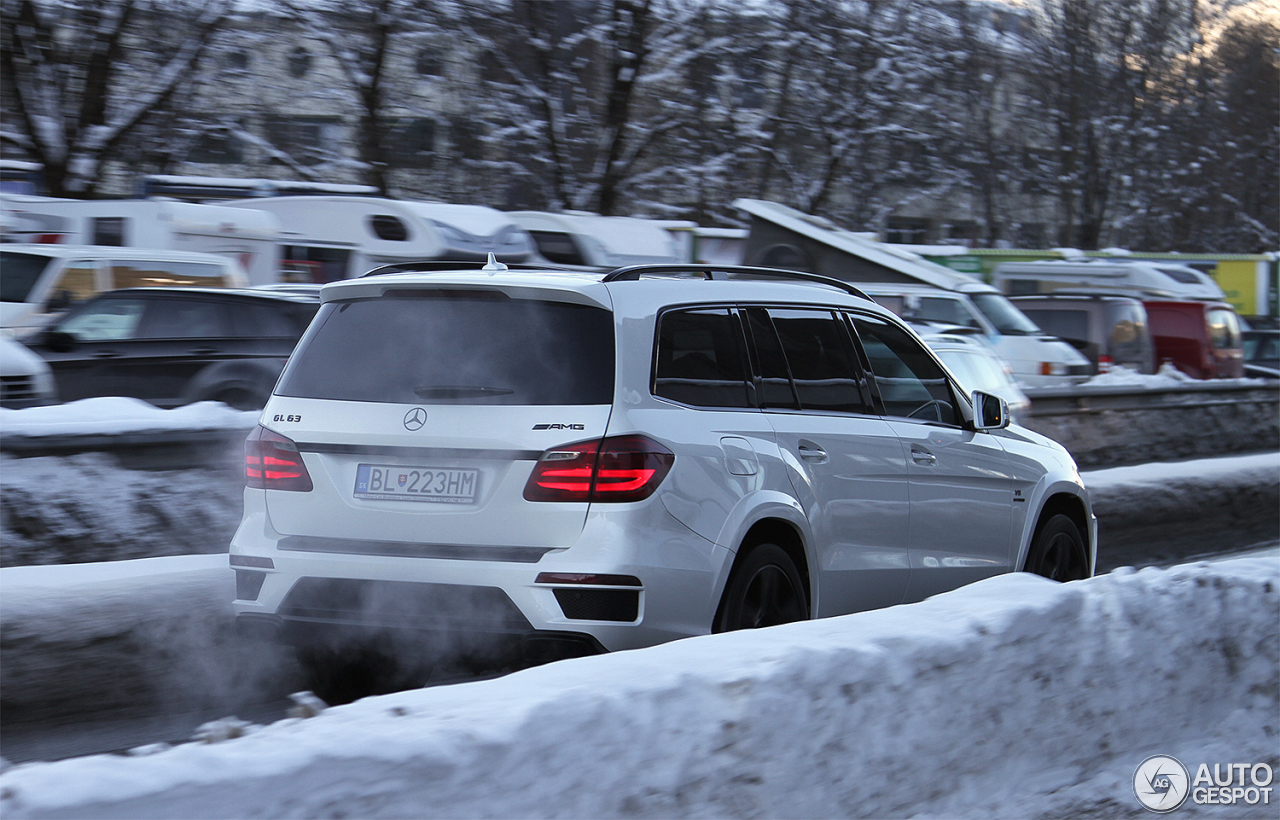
524,435,674,503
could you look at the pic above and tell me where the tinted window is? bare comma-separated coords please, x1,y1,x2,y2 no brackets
744,308,798,409
231,301,316,338
0,252,55,302
137,299,233,339
277,295,614,405
1020,309,1089,343
767,308,870,414
529,231,586,266
851,315,959,425
653,308,750,408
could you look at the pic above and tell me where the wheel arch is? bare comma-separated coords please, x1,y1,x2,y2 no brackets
1022,491,1094,575
712,517,812,628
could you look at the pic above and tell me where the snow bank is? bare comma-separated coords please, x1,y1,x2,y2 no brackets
0,397,257,439
2,558,1276,820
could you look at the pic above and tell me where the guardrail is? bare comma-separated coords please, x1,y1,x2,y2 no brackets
1021,380,1278,468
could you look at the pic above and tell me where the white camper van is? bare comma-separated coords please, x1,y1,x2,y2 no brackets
0,244,248,335
508,211,683,268
221,196,536,282
0,196,282,285
991,259,1227,301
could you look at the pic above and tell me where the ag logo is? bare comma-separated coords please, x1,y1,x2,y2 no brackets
403,407,427,431
1134,755,1190,813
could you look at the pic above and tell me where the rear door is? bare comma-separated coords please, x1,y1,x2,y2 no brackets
744,306,911,616
262,288,616,555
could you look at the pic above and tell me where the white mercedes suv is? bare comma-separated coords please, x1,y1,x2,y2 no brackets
230,260,1095,701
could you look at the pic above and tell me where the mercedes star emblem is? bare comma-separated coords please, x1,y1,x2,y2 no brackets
403,407,427,431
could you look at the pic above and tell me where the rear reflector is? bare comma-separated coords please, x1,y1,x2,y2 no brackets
523,434,673,503
245,425,313,492
535,573,643,587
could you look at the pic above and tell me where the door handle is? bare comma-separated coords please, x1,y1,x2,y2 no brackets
911,446,937,466
188,348,220,355
92,350,122,359
798,442,828,463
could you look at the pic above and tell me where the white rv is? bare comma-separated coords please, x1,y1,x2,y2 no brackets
0,196,282,285
991,259,1227,301
508,211,682,268
221,196,536,281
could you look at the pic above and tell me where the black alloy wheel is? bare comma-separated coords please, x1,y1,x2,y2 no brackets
1025,513,1088,582
715,543,808,633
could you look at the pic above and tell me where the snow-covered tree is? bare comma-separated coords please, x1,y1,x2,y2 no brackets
1,0,231,197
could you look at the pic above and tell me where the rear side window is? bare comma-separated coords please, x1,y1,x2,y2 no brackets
766,308,870,414
137,299,233,339
851,315,959,425
653,308,750,408
277,294,615,405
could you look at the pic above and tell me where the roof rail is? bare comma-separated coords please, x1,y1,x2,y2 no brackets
361,260,602,277
602,264,874,302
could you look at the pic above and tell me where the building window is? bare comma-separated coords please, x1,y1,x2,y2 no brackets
885,217,930,244
224,50,250,71
188,128,244,164
391,118,436,169
264,116,339,166
288,46,312,78
416,49,442,76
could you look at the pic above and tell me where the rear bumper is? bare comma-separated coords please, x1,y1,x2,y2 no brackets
230,497,724,654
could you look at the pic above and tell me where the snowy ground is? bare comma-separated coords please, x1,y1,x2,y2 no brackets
1,399,1277,819
0,556,1276,820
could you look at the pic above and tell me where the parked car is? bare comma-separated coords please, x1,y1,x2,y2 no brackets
230,260,1096,703
1242,328,1280,378
0,334,57,408
20,287,318,409
1008,293,1155,375
858,282,1092,388
1143,299,1245,379
1,244,249,336
916,327,1030,421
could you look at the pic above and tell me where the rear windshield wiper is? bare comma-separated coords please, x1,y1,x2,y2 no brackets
413,385,515,400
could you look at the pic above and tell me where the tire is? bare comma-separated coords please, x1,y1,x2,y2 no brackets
714,542,808,633
1024,514,1088,582
213,386,266,411
295,645,412,706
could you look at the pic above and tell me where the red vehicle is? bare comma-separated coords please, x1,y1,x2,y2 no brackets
1143,300,1244,379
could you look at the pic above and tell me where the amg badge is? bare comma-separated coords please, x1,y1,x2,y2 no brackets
532,423,585,431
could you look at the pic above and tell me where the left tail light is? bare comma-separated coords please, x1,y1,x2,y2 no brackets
245,425,313,492
524,434,674,503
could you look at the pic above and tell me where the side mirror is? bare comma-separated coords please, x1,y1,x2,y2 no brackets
972,390,1009,431
42,329,77,353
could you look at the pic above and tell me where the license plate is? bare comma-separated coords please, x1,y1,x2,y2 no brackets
354,464,480,504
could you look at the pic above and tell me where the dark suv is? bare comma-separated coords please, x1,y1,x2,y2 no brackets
21,287,319,409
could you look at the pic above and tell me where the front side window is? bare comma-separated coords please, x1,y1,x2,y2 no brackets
0,252,55,302
969,292,1043,335
653,308,750,409
1207,309,1242,350
56,298,148,341
851,315,960,425
277,294,615,405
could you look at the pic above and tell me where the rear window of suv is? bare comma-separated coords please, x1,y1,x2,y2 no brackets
276,293,615,405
